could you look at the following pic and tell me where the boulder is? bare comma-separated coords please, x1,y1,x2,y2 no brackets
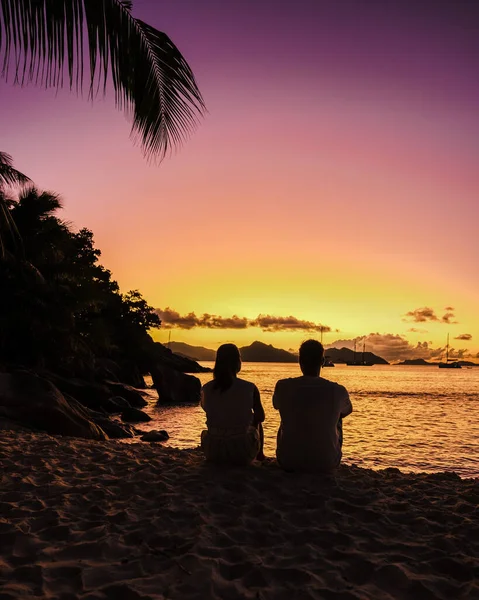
104,382,148,408
109,396,132,410
140,430,169,442
92,417,138,439
150,365,201,405
45,374,113,412
121,407,151,423
0,372,107,440
65,397,138,439
101,398,124,414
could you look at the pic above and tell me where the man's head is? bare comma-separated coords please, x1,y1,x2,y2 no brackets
299,339,324,376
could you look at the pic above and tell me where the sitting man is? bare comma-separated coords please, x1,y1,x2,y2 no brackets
273,339,352,473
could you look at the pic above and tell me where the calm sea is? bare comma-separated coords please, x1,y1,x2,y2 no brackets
133,364,479,479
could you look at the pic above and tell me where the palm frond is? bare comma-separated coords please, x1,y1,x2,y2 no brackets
0,0,206,159
0,151,31,187
0,192,22,258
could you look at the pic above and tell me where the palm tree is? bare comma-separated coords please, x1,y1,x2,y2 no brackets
0,151,30,187
0,152,31,256
0,0,205,159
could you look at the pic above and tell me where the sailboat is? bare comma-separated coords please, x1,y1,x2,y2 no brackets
438,334,462,369
321,328,334,366
346,340,373,366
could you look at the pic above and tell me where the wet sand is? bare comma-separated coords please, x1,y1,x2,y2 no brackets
1,430,478,599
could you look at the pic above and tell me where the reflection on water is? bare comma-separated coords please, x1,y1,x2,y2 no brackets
130,364,479,479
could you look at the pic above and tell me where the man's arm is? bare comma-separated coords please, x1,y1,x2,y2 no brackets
339,386,353,418
272,381,281,410
252,385,265,425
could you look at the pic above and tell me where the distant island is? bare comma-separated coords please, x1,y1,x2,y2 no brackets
168,342,216,362
396,359,479,367
169,341,298,363
396,359,436,366
323,347,389,365
239,342,298,362
169,341,390,365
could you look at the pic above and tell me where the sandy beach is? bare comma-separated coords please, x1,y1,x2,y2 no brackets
1,430,478,600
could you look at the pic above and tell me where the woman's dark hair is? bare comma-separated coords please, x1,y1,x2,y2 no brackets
213,343,241,391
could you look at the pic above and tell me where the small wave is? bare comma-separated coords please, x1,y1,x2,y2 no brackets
351,390,479,401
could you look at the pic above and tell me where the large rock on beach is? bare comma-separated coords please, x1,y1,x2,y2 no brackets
150,365,201,404
121,407,151,423
92,416,138,438
109,396,132,410
65,397,138,439
0,372,106,440
46,374,113,412
45,374,147,412
140,429,169,442
104,382,148,408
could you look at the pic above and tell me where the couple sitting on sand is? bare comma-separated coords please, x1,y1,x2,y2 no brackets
200,339,353,472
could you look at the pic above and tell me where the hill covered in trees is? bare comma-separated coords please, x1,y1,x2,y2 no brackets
0,186,206,384
0,173,208,439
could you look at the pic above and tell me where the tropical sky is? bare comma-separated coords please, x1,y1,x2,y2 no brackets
1,0,478,362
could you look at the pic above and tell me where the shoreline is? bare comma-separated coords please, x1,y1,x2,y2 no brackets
1,430,478,599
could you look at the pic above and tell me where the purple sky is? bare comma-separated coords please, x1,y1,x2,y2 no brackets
1,0,478,355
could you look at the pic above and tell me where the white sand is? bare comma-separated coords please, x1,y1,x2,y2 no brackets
1,429,478,600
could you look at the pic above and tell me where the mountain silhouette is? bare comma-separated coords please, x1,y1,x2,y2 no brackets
168,342,216,361
168,341,298,362
239,341,297,362
169,341,390,365
324,347,388,365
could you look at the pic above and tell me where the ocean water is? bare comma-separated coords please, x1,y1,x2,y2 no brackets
133,363,479,479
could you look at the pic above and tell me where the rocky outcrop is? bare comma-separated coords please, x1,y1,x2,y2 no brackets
140,430,169,442
64,398,138,439
152,343,211,373
0,372,107,440
92,416,138,438
150,365,201,404
45,374,114,412
121,407,151,423
44,374,147,413
104,382,148,408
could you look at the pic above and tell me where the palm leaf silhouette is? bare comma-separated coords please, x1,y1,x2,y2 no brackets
0,0,205,159
0,151,31,187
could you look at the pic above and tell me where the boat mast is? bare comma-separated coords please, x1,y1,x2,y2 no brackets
362,339,365,365
446,333,449,362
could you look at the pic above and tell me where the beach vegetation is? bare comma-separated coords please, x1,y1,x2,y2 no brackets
0,182,162,384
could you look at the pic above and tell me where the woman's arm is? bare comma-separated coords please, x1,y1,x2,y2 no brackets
252,385,265,425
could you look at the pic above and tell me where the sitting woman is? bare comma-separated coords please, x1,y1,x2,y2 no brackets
201,343,265,465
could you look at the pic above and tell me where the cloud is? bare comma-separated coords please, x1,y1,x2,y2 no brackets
407,328,428,333
403,306,457,324
403,307,438,322
454,333,472,341
155,308,248,330
250,314,332,333
327,332,470,362
441,312,457,324
155,308,334,333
